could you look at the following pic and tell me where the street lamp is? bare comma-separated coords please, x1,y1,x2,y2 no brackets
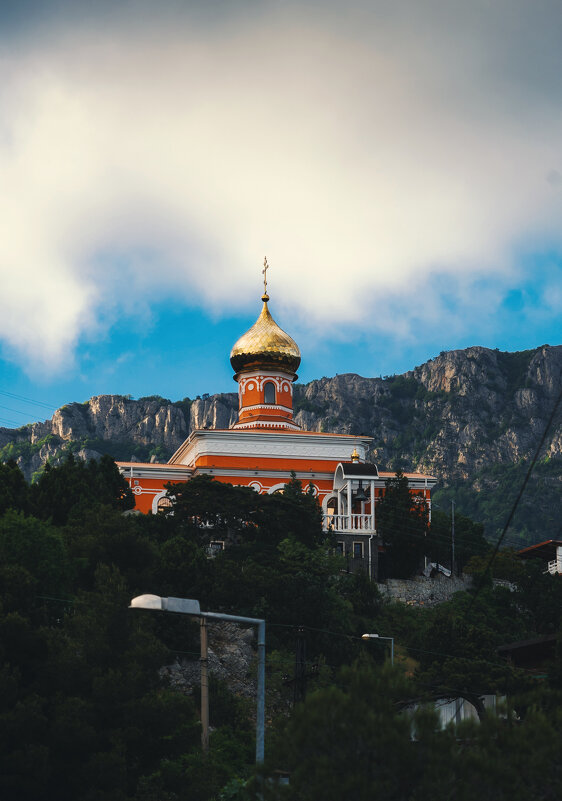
362,632,394,665
129,594,266,764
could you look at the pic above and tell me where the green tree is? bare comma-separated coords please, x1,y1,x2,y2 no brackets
0,459,29,515
377,471,429,579
430,508,489,573
30,453,133,525
0,510,70,595
264,662,562,801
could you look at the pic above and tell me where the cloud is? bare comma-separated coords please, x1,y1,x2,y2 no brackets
1,0,562,373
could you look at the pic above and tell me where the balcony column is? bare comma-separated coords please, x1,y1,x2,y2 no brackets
557,545,562,574
370,481,375,530
347,481,352,531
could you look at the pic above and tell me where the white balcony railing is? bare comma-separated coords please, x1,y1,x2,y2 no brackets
324,514,376,533
546,559,561,575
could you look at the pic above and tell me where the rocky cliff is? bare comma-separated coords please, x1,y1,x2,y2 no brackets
1,344,560,542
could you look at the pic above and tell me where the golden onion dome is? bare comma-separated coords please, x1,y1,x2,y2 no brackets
230,293,301,375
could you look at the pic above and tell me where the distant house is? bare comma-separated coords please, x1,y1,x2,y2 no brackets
517,539,562,575
498,635,557,676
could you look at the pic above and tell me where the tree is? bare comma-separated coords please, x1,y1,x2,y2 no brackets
377,471,428,579
0,459,29,515
264,662,562,801
430,508,489,573
0,510,70,595
30,453,134,525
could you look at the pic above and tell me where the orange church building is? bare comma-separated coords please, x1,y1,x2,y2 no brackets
117,274,436,579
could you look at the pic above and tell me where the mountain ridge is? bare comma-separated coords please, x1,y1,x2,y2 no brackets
1,344,560,544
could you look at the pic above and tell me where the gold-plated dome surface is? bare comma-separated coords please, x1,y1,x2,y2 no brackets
230,297,301,374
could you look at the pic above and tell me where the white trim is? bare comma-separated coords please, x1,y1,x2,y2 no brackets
169,429,373,466
232,420,301,430
267,482,287,494
118,463,192,481
352,541,365,558
151,490,168,513
238,403,294,414
195,466,334,483
322,492,338,515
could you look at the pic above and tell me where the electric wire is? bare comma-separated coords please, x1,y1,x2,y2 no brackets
466,382,562,614
0,403,44,422
0,416,21,427
0,389,56,411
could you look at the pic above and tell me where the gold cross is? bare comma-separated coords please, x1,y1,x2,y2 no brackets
262,257,269,295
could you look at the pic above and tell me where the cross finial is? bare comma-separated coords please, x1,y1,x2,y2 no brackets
262,257,269,296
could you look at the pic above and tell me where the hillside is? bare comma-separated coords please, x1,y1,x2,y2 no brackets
1,344,560,545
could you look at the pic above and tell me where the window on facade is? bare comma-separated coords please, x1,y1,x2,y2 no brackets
157,496,173,512
264,381,276,404
336,541,345,555
326,498,337,516
353,541,364,559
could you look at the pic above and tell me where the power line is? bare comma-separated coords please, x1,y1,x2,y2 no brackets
0,389,56,411
466,383,562,614
0,416,22,428
0,403,44,422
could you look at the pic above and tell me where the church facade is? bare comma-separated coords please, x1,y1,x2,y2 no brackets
117,275,436,579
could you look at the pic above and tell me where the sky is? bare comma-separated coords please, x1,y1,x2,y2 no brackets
0,0,561,429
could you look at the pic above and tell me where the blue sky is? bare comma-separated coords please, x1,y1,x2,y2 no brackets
0,1,561,428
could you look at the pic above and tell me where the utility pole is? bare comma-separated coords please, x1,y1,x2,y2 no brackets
200,617,209,754
451,499,456,577
294,626,307,705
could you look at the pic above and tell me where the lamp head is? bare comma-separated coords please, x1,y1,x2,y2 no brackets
129,594,164,610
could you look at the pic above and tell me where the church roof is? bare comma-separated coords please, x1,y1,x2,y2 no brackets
230,293,301,375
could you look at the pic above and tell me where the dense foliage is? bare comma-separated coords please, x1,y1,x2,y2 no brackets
0,456,561,800
433,456,562,548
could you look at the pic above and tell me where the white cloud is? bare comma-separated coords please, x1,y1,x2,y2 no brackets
1,1,562,372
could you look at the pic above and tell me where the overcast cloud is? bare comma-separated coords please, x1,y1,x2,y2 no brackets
1,0,561,372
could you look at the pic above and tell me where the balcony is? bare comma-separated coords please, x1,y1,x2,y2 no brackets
324,513,376,533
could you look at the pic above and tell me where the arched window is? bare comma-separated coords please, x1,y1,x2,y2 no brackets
157,496,173,512
264,381,276,404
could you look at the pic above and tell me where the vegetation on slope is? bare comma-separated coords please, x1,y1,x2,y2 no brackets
0,455,561,799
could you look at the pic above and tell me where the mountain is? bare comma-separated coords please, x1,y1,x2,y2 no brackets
1,345,561,545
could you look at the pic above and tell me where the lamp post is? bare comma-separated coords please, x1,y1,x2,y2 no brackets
129,594,266,764
362,632,394,665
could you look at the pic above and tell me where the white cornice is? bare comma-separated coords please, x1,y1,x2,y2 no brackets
239,403,294,414
117,463,193,481
169,429,373,467
195,467,335,481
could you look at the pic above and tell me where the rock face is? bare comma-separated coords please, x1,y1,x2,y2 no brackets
160,622,257,700
0,393,238,480
291,345,562,481
1,344,560,540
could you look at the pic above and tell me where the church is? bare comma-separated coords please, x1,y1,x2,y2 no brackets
117,264,436,579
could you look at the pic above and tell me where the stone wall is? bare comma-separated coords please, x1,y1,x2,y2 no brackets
380,573,474,606
160,621,257,699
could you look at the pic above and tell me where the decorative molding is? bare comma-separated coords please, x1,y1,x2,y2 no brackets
267,482,287,494
233,420,301,431
169,428,373,466
239,403,293,414
322,492,338,513
151,490,167,513
196,467,334,482
238,372,294,395
173,430,372,466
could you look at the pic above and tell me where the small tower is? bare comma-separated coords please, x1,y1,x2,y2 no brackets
230,261,301,430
